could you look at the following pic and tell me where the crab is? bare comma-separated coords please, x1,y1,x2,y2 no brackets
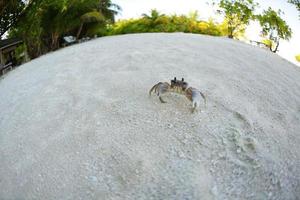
149,77,206,112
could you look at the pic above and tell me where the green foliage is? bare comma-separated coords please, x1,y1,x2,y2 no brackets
9,0,120,58
288,0,300,18
295,54,300,62
257,7,292,52
257,8,292,40
261,39,273,48
81,11,104,23
14,43,28,64
142,9,165,21
0,0,25,38
77,10,105,38
218,0,258,38
98,0,121,23
107,10,226,37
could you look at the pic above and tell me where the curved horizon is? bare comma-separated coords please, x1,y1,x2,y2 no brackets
112,0,300,66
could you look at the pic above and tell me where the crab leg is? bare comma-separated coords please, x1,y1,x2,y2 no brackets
149,83,159,96
159,96,167,103
149,82,170,103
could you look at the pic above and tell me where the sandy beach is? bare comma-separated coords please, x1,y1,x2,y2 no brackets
1,33,300,199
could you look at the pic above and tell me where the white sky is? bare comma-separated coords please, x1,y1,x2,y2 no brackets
113,0,300,66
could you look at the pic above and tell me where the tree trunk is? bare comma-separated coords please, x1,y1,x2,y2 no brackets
51,32,59,50
76,23,84,39
270,41,280,53
228,25,234,39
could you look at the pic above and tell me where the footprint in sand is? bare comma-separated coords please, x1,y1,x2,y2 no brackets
224,125,259,168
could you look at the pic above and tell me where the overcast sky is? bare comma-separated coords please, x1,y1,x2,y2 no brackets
113,0,300,66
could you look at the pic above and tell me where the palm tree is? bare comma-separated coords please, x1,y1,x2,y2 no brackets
142,9,165,29
76,11,104,39
97,0,121,23
76,0,121,39
40,0,120,46
9,0,121,57
142,9,164,21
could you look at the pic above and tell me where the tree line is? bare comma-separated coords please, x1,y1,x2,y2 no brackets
106,10,229,37
1,0,298,60
108,0,293,54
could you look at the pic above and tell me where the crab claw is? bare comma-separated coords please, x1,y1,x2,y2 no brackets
185,87,206,113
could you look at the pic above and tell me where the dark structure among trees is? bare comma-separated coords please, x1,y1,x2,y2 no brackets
0,38,23,75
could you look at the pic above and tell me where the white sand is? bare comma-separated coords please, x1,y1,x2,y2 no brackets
0,33,300,199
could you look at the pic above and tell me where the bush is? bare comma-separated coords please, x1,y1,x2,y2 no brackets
296,54,300,62
106,11,227,37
